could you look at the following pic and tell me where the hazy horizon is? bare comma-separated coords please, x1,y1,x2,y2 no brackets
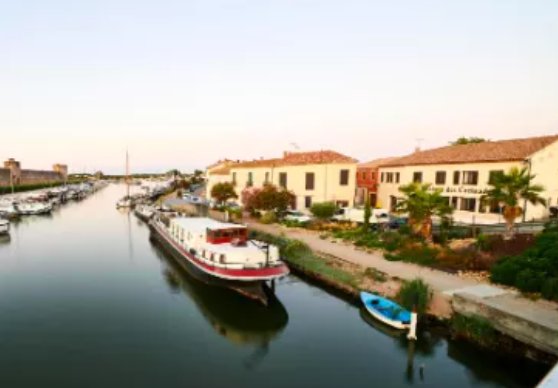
2,0,557,174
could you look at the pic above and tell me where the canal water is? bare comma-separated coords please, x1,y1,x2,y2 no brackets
0,185,549,388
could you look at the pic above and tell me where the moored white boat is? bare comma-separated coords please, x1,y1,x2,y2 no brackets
0,219,9,235
134,204,155,221
15,201,53,215
149,215,289,303
0,202,19,218
116,196,134,208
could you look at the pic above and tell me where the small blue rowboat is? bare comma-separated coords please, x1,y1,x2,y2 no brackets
360,292,411,330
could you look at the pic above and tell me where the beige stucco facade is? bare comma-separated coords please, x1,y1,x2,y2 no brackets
377,140,558,224
207,162,357,212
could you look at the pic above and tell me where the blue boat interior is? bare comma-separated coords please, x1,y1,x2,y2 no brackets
361,292,411,324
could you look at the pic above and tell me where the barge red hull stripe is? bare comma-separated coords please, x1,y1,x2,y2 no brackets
152,223,289,281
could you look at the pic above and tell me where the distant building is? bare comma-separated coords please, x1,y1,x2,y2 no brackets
206,150,358,211
356,157,397,207
377,135,558,224
0,158,68,187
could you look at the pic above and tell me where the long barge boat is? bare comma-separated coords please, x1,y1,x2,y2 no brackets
149,214,289,304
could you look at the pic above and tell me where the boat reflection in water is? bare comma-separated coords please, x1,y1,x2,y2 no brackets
151,240,289,362
359,307,441,384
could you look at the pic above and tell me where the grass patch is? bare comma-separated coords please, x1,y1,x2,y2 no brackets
363,267,387,283
451,314,497,346
251,231,360,289
396,278,431,314
0,181,66,195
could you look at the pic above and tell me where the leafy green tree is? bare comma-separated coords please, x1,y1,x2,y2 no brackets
210,182,238,205
396,183,453,241
450,137,487,145
242,184,294,214
310,202,336,220
482,167,546,239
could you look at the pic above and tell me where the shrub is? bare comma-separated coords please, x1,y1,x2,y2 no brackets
396,278,431,314
490,222,558,301
310,202,337,220
389,244,439,266
260,212,277,224
542,277,558,301
476,233,491,251
381,231,405,252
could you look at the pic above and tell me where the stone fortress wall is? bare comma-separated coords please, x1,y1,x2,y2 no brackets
0,158,68,187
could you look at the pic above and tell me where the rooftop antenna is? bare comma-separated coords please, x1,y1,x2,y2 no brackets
414,138,424,153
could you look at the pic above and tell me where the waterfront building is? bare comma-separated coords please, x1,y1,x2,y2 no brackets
377,135,558,224
355,157,397,207
206,150,357,211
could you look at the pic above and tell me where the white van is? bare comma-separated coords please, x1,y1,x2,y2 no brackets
332,207,390,224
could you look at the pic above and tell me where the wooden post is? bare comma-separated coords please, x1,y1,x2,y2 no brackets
407,308,418,341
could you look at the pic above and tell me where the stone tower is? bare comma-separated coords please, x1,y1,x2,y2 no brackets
4,158,21,185
53,164,68,181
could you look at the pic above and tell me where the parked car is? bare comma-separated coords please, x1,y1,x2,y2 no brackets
283,210,312,224
332,207,389,225
386,216,408,230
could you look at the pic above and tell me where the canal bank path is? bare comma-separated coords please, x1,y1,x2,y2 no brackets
247,221,558,356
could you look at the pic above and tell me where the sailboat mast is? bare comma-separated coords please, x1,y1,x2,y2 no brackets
126,149,130,198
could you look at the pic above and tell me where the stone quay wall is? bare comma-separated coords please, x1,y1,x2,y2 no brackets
0,159,68,187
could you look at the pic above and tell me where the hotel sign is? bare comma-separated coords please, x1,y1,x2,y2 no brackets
428,186,489,195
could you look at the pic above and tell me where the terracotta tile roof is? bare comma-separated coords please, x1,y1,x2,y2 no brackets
209,167,231,175
231,150,357,169
358,157,398,169
380,135,558,167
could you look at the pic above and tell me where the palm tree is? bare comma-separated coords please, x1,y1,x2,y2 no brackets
396,183,453,242
483,167,546,239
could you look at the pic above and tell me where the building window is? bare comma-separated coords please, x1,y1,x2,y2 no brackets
413,172,423,183
462,171,479,185
264,172,270,183
279,172,287,189
305,196,312,209
460,198,477,212
453,171,460,185
395,172,400,183
451,197,459,209
247,172,253,187
488,170,504,185
232,172,236,184
305,172,315,190
381,172,385,183
386,173,394,183
340,169,349,186
371,172,375,181
435,171,446,185
489,199,501,214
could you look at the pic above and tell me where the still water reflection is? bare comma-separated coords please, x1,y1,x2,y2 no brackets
0,185,549,387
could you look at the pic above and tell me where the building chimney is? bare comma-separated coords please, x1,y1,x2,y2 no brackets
414,146,421,153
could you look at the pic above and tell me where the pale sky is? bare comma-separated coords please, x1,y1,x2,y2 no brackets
1,0,557,174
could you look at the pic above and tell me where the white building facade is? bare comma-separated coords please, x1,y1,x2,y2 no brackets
377,135,558,224
206,151,357,212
